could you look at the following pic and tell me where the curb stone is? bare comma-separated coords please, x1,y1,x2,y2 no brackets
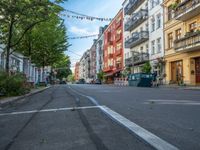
0,86,51,108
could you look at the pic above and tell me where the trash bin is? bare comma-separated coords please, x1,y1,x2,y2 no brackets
128,73,153,87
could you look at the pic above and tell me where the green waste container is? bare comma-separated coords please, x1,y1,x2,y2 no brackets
128,73,153,87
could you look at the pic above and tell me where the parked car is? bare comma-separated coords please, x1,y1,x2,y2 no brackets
94,79,101,84
76,79,85,84
59,80,67,84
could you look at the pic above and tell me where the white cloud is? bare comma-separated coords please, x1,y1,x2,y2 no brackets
69,26,98,36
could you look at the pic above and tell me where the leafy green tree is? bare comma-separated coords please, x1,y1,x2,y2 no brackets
0,0,66,73
67,74,75,83
53,55,72,80
141,61,152,74
97,71,105,81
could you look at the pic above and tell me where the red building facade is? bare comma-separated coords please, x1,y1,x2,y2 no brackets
103,9,123,83
74,62,80,81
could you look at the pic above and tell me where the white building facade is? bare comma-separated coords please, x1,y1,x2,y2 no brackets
148,0,165,76
123,0,149,73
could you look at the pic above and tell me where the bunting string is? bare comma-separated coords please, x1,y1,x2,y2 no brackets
67,34,98,40
60,9,113,21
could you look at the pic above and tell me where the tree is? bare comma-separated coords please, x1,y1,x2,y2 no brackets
67,74,75,83
97,71,105,81
53,55,72,80
0,0,66,73
141,61,152,74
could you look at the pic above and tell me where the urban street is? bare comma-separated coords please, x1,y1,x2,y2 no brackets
0,85,200,150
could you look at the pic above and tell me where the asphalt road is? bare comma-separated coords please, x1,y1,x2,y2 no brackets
0,84,200,150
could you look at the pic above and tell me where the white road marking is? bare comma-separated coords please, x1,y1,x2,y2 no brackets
99,106,179,150
69,85,179,150
0,106,103,117
145,100,200,106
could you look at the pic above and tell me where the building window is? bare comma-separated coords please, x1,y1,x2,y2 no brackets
151,17,155,32
146,44,149,53
151,0,154,9
145,23,148,31
157,38,161,53
156,14,161,29
151,40,155,54
175,29,181,40
168,6,174,21
140,46,143,53
168,32,173,49
189,22,197,32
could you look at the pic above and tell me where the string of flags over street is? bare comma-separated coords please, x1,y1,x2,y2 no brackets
67,34,99,40
61,9,113,21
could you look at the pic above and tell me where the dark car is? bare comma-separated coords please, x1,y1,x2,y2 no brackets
94,79,101,84
60,80,67,84
77,79,85,84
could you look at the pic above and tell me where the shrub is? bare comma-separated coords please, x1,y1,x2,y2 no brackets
0,71,30,96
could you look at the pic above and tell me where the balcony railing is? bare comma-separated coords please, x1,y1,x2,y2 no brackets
125,52,149,66
132,52,149,65
124,0,145,15
125,31,149,48
174,0,200,21
125,9,148,31
174,31,200,52
107,40,113,45
125,57,133,67
116,33,122,42
104,66,114,72
116,63,122,70
116,20,122,29
108,53,114,58
116,48,122,56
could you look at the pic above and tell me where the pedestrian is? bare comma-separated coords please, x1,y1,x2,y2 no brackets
152,71,158,87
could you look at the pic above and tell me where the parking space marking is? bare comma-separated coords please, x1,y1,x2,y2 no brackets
0,106,103,117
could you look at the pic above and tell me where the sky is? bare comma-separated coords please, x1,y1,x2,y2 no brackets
61,0,123,72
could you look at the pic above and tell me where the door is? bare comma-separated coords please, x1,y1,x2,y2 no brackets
171,60,183,83
195,58,200,83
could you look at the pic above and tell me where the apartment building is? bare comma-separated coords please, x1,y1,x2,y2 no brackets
103,9,124,83
74,62,80,81
163,0,200,85
89,40,97,79
148,0,165,77
79,50,90,81
123,0,149,73
96,26,107,76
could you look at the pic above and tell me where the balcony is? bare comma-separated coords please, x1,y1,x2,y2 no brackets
115,63,122,70
116,33,122,42
108,53,114,58
174,31,200,52
125,52,149,66
174,0,200,21
116,48,122,56
124,0,145,15
125,9,148,32
125,57,133,67
132,51,149,65
116,20,122,29
107,40,113,45
125,31,149,48
104,66,114,72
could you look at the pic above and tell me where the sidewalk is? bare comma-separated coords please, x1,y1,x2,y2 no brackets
0,86,51,108
157,84,200,90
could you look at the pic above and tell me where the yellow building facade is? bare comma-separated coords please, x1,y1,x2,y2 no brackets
164,0,200,85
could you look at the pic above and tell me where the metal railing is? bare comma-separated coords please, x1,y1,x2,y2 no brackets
125,9,148,31
125,31,149,48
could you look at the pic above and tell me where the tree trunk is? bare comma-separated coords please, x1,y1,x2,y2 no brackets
5,18,14,74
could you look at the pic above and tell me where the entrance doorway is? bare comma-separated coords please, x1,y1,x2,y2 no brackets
171,60,183,84
195,57,200,84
